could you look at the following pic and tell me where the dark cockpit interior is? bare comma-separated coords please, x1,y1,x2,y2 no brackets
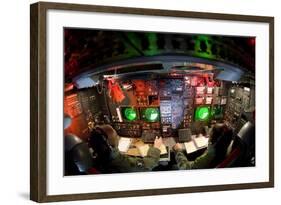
63,29,255,175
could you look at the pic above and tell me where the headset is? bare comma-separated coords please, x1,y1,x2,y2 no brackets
88,127,114,162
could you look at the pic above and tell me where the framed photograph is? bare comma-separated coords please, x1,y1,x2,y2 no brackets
30,1,274,202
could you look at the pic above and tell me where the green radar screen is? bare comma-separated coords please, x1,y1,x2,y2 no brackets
122,107,137,121
141,107,160,122
195,106,210,121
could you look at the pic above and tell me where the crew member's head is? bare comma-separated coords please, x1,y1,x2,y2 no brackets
208,123,233,164
95,124,120,148
209,123,233,146
88,124,119,165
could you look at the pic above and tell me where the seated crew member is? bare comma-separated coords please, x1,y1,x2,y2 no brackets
173,123,233,169
88,124,163,173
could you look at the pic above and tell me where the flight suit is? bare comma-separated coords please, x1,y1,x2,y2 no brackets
106,147,161,173
175,145,216,169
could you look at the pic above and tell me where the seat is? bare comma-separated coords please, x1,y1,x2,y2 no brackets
64,134,95,175
216,140,242,168
216,121,255,168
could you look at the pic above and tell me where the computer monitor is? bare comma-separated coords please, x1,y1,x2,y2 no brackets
194,106,210,121
121,107,138,121
140,107,160,122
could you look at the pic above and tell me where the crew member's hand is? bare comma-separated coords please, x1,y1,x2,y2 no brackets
173,143,183,151
153,136,163,150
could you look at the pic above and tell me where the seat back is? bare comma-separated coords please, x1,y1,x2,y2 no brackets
216,147,241,168
65,134,93,175
216,121,255,168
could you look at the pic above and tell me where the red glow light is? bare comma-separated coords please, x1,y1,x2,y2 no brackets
248,38,255,46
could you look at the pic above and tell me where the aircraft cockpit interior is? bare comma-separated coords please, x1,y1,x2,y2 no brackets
63,29,255,175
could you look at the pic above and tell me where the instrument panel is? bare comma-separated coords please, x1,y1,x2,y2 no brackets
64,74,255,140
107,74,230,138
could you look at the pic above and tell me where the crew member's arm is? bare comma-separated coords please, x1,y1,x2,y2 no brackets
137,137,162,170
174,143,216,169
142,146,161,170
174,148,192,169
109,138,162,172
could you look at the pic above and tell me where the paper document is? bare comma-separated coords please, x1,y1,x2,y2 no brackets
137,144,168,157
159,146,170,161
118,137,132,153
138,144,150,157
184,141,197,154
194,136,209,148
159,144,168,155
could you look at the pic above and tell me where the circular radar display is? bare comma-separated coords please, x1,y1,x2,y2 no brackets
123,107,137,121
144,108,159,122
195,107,210,121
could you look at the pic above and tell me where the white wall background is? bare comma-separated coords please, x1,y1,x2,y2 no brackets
0,0,279,204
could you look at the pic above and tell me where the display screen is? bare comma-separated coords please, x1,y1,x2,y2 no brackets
141,107,160,122
194,106,210,121
122,107,138,121
212,106,223,118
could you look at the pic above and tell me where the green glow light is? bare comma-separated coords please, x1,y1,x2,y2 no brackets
194,35,215,59
123,107,137,121
146,33,159,56
144,108,159,122
195,106,210,121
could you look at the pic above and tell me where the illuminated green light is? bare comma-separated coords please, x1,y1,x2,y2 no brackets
146,33,158,55
144,108,159,122
194,35,215,59
195,107,210,121
123,107,137,121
